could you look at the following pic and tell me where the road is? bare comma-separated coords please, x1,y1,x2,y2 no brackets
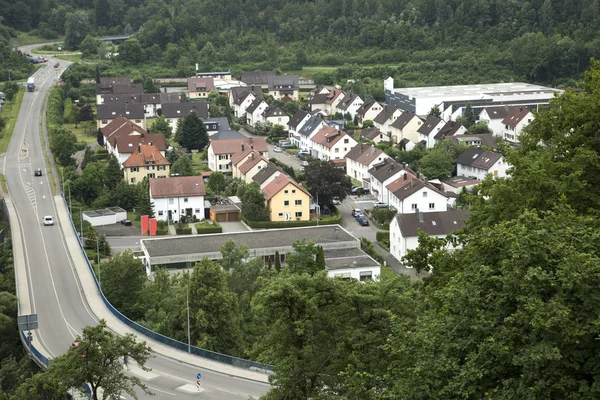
7,45,269,399
239,128,302,170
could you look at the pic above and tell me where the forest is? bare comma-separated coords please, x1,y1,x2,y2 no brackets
2,0,600,87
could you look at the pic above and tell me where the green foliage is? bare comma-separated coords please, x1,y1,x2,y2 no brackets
304,159,352,205
64,10,91,50
135,178,154,218
175,226,192,235
150,115,172,139
242,211,342,229
176,112,208,151
207,171,226,194
103,156,123,192
237,181,268,222
376,230,390,250
171,154,193,176
360,237,384,264
369,208,397,227
285,240,325,276
3,82,19,102
418,140,465,180
101,251,147,319
194,220,222,234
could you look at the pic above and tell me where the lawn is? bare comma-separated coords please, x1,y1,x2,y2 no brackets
379,264,396,281
0,173,7,194
12,32,64,46
190,152,210,174
55,54,83,63
0,87,25,153
126,211,141,226
64,123,97,143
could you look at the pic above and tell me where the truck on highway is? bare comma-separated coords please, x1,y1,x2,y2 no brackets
27,77,35,92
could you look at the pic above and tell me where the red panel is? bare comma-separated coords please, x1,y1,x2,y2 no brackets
149,218,157,236
141,215,149,235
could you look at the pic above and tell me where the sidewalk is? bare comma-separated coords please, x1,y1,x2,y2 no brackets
54,195,270,383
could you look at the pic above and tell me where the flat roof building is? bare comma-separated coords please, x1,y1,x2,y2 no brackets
384,77,562,121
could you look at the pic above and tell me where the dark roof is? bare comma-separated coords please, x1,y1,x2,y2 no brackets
482,106,511,120
356,99,379,118
100,77,131,85
160,92,181,104
100,94,142,105
268,75,299,91
115,133,166,153
187,77,215,93
288,110,309,130
97,103,145,120
448,133,496,148
442,176,480,188
368,158,403,183
501,107,532,127
246,98,266,114
434,121,464,140
210,130,245,140
252,162,281,184
96,83,144,95
391,112,421,130
345,143,385,166
417,115,443,136
360,127,382,140
297,115,324,137
323,248,380,270
391,178,447,201
201,117,230,132
336,93,360,111
230,85,263,105
161,102,209,119
240,71,276,85
308,93,329,105
373,105,398,124
140,92,180,105
396,210,469,238
262,104,287,118
456,147,503,171
102,116,147,141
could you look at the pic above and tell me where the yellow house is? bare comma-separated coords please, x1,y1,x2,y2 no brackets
123,144,171,184
187,77,216,100
262,175,312,221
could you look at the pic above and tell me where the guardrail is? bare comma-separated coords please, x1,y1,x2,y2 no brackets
65,199,273,373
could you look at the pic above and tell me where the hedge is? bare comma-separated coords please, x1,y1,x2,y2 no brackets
175,226,192,235
361,237,384,264
376,231,390,251
195,220,223,234
242,212,342,229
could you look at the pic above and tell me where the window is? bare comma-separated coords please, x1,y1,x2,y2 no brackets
295,200,302,206
130,177,136,183
423,191,427,197
284,200,290,206
284,190,288,194
411,204,417,210
135,119,141,123
183,198,188,203
429,203,435,210
335,148,339,153
169,199,174,204
148,173,155,178
292,189,296,193
278,212,283,217
102,120,108,124
295,212,303,218
158,166,165,171
158,211,164,216
344,138,349,143
360,271,373,281
131,167,139,172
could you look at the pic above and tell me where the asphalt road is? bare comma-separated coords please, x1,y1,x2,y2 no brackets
239,128,302,170
7,45,269,399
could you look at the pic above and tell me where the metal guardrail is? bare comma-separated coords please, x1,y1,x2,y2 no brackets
65,198,273,373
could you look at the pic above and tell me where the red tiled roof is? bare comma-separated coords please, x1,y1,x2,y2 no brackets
115,133,166,153
149,176,206,198
262,175,312,200
123,144,170,167
187,77,215,93
209,137,268,155
501,107,532,127
239,153,268,174
102,116,147,141
311,126,346,148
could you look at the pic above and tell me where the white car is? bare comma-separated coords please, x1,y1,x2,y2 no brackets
300,160,309,167
273,146,282,153
43,216,54,226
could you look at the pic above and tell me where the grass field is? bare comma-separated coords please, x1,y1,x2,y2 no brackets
12,32,64,46
380,264,396,281
0,87,25,153
191,152,210,174
0,173,7,194
64,123,97,143
55,54,83,63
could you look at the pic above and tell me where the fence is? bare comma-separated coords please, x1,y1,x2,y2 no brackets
65,198,273,373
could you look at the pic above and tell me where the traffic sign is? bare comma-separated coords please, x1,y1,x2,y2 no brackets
18,314,38,331
196,373,201,380
196,381,201,389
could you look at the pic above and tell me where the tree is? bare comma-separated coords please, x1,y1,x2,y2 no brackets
285,240,325,275
219,238,249,271
3,81,19,102
304,159,352,205
274,250,281,272
118,38,144,64
101,251,147,318
427,105,441,118
135,178,154,218
81,145,94,170
95,65,101,84
468,121,492,134
104,155,123,191
75,104,94,127
79,35,100,58
315,246,326,270
51,130,77,167
237,182,268,222
362,119,374,128
463,102,475,128
94,0,110,27
171,155,193,176
96,128,104,146
176,112,208,151
207,171,226,194
419,140,464,180
64,11,92,50
46,320,152,400
150,115,172,139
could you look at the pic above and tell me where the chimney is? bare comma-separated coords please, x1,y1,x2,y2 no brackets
138,143,141,152
419,211,424,223
403,172,407,181
141,133,145,138
241,144,245,152
149,141,153,146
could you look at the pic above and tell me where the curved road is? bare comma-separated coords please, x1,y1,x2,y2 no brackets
6,45,269,399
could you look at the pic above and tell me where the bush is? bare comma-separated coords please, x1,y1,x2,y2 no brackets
175,226,192,235
369,208,397,229
361,237,384,264
195,220,222,234
74,141,87,151
156,220,169,235
376,231,390,251
242,212,342,229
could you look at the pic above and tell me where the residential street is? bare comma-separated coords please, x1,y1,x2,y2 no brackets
239,127,302,170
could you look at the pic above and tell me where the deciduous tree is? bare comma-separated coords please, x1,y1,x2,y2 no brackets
304,159,352,205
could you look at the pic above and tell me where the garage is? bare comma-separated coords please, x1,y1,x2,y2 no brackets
210,204,240,222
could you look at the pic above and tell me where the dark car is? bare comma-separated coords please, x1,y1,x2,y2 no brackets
34,169,42,176
357,216,369,226
54,62,60,68
121,219,132,226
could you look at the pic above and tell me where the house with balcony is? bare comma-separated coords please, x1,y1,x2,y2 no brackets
268,75,299,101
456,147,509,179
335,93,364,119
123,143,170,184
345,143,389,188
149,176,206,223
356,99,383,125
310,126,357,161
418,116,446,148
262,175,312,222
113,133,166,168
187,77,215,99
387,177,449,215
389,210,468,263
161,102,210,131
207,137,269,172
96,103,146,129
368,158,406,204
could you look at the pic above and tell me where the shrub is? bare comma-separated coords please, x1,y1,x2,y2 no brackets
194,220,222,234
242,212,342,229
360,237,384,264
175,226,192,235
74,141,87,151
376,231,390,251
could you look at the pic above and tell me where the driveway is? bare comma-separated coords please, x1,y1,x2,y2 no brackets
220,221,251,233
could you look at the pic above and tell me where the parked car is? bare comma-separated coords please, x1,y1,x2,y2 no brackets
297,150,310,157
357,216,369,226
300,160,309,167
121,219,132,226
273,146,282,153
373,202,389,208
332,197,341,205
352,208,361,217
352,186,366,195
34,169,42,176
43,216,54,226
355,212,364,220
54,62,60,68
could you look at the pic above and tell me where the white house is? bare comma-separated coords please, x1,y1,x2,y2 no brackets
478,106,511,135
207,137,269,172
389,112,423,144
262,104,290,127
268,75,299,101
335,93,364,119
149,176,206,223
345,143,389,188
501,107,534,143
356,99,383,125
310,126,357,161
245,98,269,128
161,102,209,131
326,250,381,281
417,115,445,148
387,177,449,215
368,158,406,204
231,150,269,182
296,115,327,153
433,120,467,145
229,85,263,118
373,105,403,139
456,147,509,179
389,210,468,263
288,110,311,146
307,89,344,115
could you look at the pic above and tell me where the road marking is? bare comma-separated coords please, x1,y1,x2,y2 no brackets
175,384,204,394
147,385,176,396
214,388,241,395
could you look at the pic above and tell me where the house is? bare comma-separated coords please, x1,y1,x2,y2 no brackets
96,103,146,129
201,117,230,136
141,92,180,118
389,210,469,263
307,85,330,101
456,147,509,179
101,116,148,154
373,105,403,140
252,162,283,189
438,176,480,194
287,110,311,143
231,150,268,182
308,89,344,115
310,126,357,161
100,77,131,85
356,99,383,125
113,133,166,167
360,127,388,144
345,143,389,188
262,175,312,221
245,98,269,128
389,112,423,144
96,82,143,104
397,138,416,151
161,103,210,131
209,129,245,140
368,158,406,204
478,106,511,135
99,93,142,106
335,93,364,119
229,85,263,118
296,115,327,153
240,71,276,90
268,75,299,101
187,77,215,99
418,115,445,148
434,120,467,144
502,107,534,143
149,176,206,223
123,143,170,184
262,104,290,127
387,177,449,214
448,133,496,148
207,137,269,172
